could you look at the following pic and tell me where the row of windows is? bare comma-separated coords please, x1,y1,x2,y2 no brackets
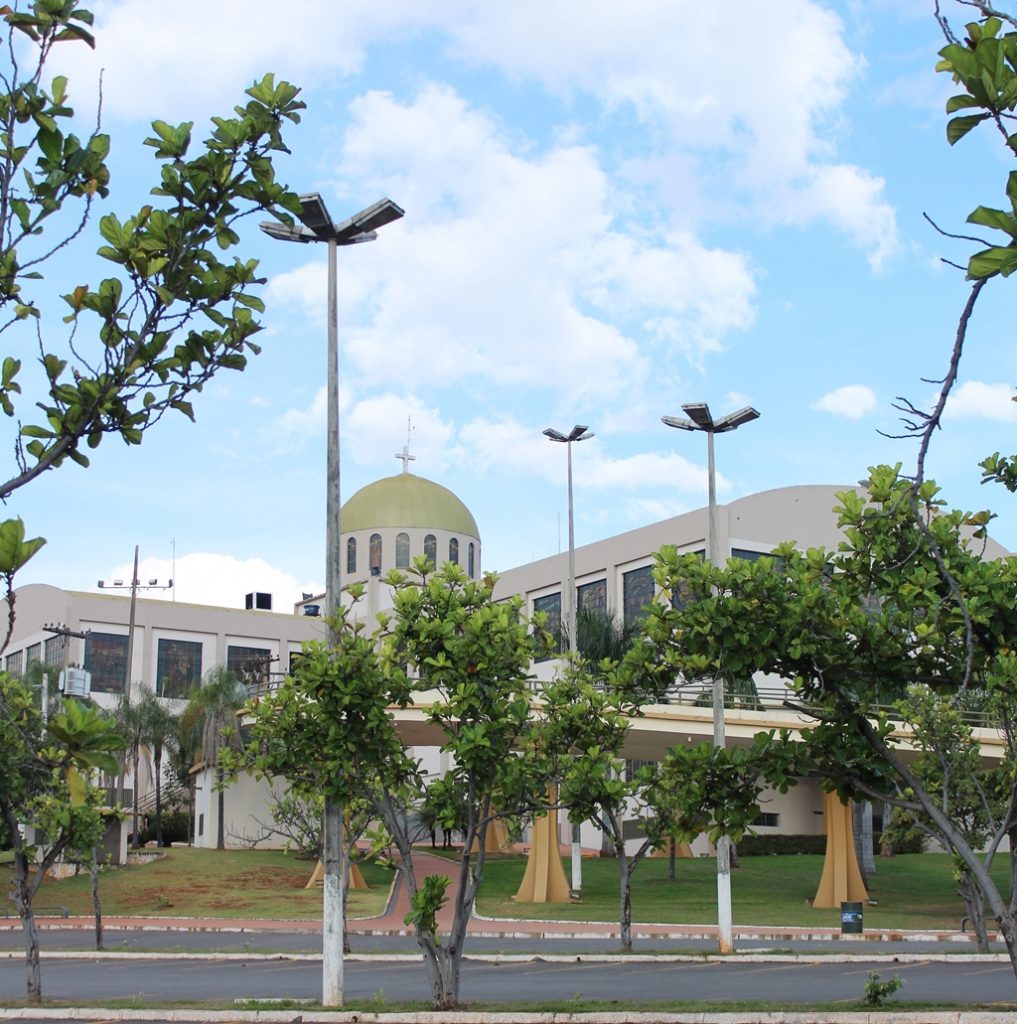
534,567,654,655
0,635,62,677
4,634,280,700
530,549,772,655
347,533,477,577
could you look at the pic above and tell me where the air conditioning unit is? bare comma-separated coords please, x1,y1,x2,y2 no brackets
59,668,92,698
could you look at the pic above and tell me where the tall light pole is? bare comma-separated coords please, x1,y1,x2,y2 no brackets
98,547,172,815
543,424,593,894
661,402,759,954
261,194,403,1008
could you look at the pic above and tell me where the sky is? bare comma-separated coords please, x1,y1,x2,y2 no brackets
7,0,1017,611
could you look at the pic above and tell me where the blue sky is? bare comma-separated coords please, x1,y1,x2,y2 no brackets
9,0,1017,609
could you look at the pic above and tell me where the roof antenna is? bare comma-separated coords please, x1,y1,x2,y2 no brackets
395,416,416,474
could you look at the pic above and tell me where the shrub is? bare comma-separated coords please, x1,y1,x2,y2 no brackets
737,834,826,856
140,811,190,847
863,971,903,1007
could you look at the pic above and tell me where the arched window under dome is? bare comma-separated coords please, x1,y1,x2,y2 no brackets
396,532,410,568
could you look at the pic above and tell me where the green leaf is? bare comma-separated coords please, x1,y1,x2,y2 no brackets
0,517,45,574
968,245,1017,279
967,205,1017,238
947,113,990,145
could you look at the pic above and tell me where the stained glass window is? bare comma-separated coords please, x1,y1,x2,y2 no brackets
396,532,410,568
227,645,271,689
369,533,382,574
622,565,655,626
533,592,562,659
84,633,128,693
347,537,357,574
157,638,202,698
468,542,475,578
424,534,436,568
449,537,459,565
577,579,607,617
44,635,65,669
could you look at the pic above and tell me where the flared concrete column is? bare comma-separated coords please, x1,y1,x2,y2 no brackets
813,792,868,908
515,793,570,903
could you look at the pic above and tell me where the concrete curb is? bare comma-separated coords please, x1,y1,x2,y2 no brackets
2,1009,1017,1023
1,949,1011,964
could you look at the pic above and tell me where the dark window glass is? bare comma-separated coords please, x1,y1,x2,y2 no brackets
347,537,356,574
84,633,128,693
157,638,202,699
369,533,382,574
44,635,65,669
227,645,272,689
396,532,410,569
449,537,459,565
622,565,655,626
753,811,780,828
731,547,771,563
26,643,41,667
424,534,437,568
4,650,23,677
671,549,705,610
577,579,607,617
533,592,562,660
468,542,475,578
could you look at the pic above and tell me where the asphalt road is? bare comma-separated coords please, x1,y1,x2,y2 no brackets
1,953,1016,1007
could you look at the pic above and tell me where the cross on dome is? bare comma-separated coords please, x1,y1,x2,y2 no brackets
395,417,416,474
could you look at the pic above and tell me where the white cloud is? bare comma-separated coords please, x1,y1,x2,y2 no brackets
53,0,436,122
455,415,714,495
946,382,1017,422
443,1,894,264
784,165,899,272
811,385,878,419
325,85,756,401
345,395,457,470
100,553,321,612
260,386,327,454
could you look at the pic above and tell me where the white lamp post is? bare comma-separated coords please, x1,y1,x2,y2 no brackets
98,546,172,818
661,402,759,954
261,194,404,1007
543,423,593,893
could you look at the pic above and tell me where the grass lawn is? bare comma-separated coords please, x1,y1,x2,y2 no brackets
473,851,1009,931
0,846,394,920
2,845,1006,931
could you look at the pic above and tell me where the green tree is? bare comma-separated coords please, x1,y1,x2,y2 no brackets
0,675,122,1000
239,565,556,1010
144,697,180,848
113,684,161,847
181,666,247,850
642,467,1017,977
543,663,796,951
0,0,303,604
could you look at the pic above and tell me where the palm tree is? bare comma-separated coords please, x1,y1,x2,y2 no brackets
180,667,247,850
570,606,640,669
144,700,180,847
114,686,163,848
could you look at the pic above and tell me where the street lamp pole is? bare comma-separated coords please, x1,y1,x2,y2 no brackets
261,194,403,1008
661,402,759,954
98,547,172,814
543,424,593,893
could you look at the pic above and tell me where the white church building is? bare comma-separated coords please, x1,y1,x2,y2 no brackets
5,462,1009,851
